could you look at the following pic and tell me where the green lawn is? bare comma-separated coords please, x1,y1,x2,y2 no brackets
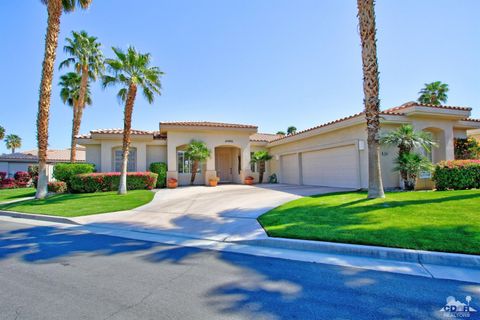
0,190,155,217
258,190,480,255
0,188,36,203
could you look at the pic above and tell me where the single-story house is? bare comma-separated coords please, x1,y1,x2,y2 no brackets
77,102,480,189
0,147,86,179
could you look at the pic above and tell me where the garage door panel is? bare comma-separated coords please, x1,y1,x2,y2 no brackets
301,145,358,188
280,154,298,184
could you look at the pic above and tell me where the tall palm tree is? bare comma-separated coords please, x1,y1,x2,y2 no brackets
357,0,385,199
59,30,104,162
4,134,22,153
103,47,163,194
0,125,4,140
36,0,92,199
59,72,92,159
418,81,449,105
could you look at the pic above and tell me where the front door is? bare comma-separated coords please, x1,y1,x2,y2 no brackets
215,148,232,182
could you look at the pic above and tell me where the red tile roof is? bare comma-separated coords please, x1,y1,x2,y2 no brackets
160,121,258,129
0,148,85,162
76,129,166,139
250,133,285,142
385,101,472,113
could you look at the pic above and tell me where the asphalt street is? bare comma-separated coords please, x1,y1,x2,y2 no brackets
0,220,478,320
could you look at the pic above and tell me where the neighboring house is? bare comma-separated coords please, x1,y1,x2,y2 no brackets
77,102,480,189
0,147,86,179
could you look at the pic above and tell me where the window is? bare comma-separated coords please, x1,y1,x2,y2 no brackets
114,148,137,172
177,151,201,174
250,152,257,172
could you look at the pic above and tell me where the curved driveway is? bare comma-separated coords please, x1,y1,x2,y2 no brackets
73,184,351,242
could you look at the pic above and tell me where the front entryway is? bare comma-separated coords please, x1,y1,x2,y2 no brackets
215,146,242,183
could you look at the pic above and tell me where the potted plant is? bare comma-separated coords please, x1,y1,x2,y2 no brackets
244,176,255,185
209,177,219,187
167,178,178,189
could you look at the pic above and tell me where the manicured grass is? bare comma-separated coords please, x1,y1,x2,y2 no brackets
0,188,36,203
0,190,155,217
258,190,480,255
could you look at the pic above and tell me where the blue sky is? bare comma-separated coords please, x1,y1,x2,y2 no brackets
0,0,479,153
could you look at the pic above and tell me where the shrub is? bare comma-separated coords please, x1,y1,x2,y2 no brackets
149,162,167,188
454,137,480,160
0,178,16,189
70,172,158,193
0,172,6,180
28,165,39,188
433,160,480,190
48,181,67,193
14,171,31,188
53,163,95,189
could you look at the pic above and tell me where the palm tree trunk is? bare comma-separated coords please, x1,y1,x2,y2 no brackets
259,161,265,183
70,65,89,163
36,0,62,199
118,83,137,195
357,0,385,199
190,160,198,185
70,100,79,162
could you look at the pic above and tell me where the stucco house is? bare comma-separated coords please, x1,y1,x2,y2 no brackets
0,147,86,179
77,102,480,189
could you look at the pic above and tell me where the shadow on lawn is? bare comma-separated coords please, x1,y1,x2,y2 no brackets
0,222,479,319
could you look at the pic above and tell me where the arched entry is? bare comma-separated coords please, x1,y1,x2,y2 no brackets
422,127,445,163
214,145,241,183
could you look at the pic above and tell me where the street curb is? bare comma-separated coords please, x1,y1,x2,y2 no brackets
0,210,78,225
239,238,480,268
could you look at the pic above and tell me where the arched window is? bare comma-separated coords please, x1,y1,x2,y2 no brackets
113,147,137,172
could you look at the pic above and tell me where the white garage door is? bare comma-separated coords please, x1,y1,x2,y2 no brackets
280,154,299,184
301,145,359,188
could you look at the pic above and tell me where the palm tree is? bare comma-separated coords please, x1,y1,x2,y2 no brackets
250,151,272,183
0,125,4,140
59,30,104,162
418,81,449,105
357,0,385,199
393,152,433,190
5,134,22,153
381,124,437,189
36,0,92,200
185,140,211,185
59,72,92,160
103,46,163,194
287,126,297,135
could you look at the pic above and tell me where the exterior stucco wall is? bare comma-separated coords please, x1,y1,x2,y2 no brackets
146,145,167,168
267,124,369,188
85,145,101,171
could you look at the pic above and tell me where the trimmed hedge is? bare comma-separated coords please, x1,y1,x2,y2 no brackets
53,163,95,189
0,178,16,189
14,171,31,188
149,162,167,188
48,181,67,193
70,172,158,193
433,160,480,190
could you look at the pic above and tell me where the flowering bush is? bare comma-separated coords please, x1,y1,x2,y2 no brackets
0,172,6,180
454,137,480,160
14,171,31,188
0,178,16,189
47,181,67,193
433,160,480,190
70,172,158,193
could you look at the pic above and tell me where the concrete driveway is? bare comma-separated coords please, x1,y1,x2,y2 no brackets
73,184,351,242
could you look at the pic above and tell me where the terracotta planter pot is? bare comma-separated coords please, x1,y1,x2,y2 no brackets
167,180,178,189
244,178,254,185
209,179,218,187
